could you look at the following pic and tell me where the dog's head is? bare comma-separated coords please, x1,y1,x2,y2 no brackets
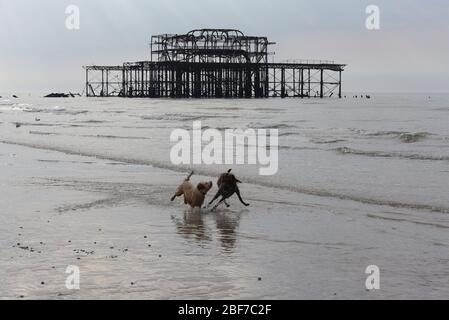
197,181,213,195
219,172,242,186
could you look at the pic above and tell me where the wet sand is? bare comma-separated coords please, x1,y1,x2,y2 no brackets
1,141,448,299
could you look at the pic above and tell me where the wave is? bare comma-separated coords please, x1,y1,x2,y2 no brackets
22,107,88,115
252,108,286,112
141,113,231,122
29,131,60,136
370,131,430,143
2,138,449,214
398,132,430,143
279,145,319,151
311,138,346,144
199,107,244,111
334,146,449,161
29,131,152,140
80,134,152,140
279,132,300,137
249,122,296,130
14,122,61,127
351,129,432,143
73,120,107,124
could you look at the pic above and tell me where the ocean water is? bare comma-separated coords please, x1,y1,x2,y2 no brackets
1,94,448,212
1,93,449,299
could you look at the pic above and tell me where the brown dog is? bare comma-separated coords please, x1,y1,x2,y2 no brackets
171,172,213,209
208,169,250,211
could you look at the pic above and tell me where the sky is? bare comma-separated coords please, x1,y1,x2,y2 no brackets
0,0,448,94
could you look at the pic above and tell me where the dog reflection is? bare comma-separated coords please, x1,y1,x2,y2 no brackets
173,210,211,243
172,211,241,251
214,212,240,251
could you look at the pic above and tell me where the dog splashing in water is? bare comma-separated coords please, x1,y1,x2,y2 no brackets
208,169,250,211
171,172,213,209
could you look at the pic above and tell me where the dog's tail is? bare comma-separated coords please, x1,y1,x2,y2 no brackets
186,171,194,181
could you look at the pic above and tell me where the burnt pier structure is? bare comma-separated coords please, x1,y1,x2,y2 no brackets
85,29,346,98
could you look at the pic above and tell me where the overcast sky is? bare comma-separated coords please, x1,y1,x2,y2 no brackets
1,0,448,94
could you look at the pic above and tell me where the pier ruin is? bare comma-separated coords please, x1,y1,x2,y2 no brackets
84,29,346,99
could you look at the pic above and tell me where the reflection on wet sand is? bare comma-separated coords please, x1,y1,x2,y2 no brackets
214,212,241,252
172,210,241,252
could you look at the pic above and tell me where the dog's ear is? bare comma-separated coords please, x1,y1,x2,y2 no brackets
197,183,206,191
229,174,242,184
232,175,242,184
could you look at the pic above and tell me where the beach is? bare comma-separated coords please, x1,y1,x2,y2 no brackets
1,94,449,299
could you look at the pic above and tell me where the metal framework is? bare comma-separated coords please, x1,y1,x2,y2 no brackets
85,29,346,98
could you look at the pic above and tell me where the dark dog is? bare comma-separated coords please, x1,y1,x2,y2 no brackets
208,170,250,211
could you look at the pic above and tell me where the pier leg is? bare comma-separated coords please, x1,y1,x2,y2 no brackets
85,69,89,97
320,69,324,98
308,69,311,98
106,70,109,96
281,68,285,98
339,70,342,98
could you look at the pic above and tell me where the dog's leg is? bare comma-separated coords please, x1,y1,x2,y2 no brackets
208,192,221,207
235,187,250,207
212,197,227,211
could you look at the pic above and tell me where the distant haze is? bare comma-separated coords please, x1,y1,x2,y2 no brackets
1,0,448,94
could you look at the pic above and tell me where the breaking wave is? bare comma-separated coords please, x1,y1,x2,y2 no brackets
21,106,89,115
335,146,449,161
311,138,346,144
141,113,233,122
249,122,296,130
351,129,432,143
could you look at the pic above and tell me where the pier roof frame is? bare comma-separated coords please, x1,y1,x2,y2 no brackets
151,28,273,64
